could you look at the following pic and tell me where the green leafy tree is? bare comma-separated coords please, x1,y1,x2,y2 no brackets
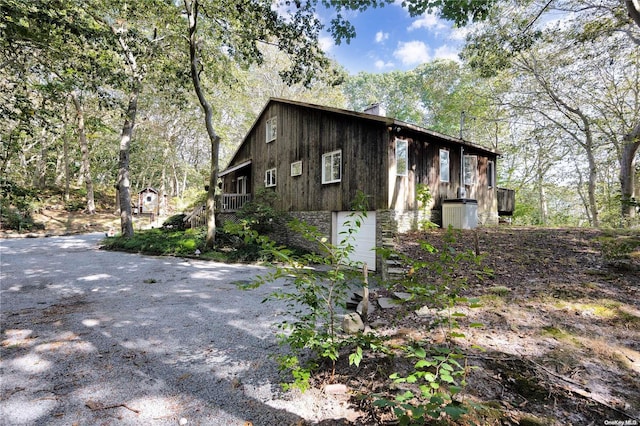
180,0,506,247
342,61,506,149
462,0,640,224
0,0,117,211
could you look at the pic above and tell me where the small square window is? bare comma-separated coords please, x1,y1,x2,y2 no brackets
396,139,408,176
322,150,342,184
266,117,277,143
291,161,302,177
439,149,450,183
265,168,276,187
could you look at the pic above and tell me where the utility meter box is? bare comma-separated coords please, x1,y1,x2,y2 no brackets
442,199,478,229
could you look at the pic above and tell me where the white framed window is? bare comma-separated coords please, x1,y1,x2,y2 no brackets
237,176,247,194
395,138,408,176
487,160,495,188
322,150,342,184
464,155,477,185
266,117,277,143
290,161,302,177
265,168,276,187
439,149,450,183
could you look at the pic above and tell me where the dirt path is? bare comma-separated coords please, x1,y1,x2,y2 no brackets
0,234,357,425
2,225,638,425
341,228,640,424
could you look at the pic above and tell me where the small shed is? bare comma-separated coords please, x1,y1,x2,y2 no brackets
138,187,160,215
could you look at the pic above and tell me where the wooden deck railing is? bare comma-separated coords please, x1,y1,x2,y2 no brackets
184,204,207,228
221,193,251,212
183,193,252,228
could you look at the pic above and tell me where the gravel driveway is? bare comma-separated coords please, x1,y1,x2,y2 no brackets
0,234,357,425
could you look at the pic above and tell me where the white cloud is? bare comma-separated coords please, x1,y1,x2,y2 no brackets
375,31,389,43
449,26,470,41
374,59,395,69
408,13,447,32
434,45,461,62
318,36,334,53
394,41,431,66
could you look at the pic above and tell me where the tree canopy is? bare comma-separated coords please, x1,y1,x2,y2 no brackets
1,0,638,229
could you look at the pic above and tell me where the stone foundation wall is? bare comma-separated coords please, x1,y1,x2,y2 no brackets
267,211,332,254
219,208,496,277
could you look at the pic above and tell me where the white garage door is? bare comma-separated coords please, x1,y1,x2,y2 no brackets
333,211,377,271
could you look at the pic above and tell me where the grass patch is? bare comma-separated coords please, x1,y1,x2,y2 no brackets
102,228,206,257
598,230,640,261
479,293,506,308
100,227,275,263
487,285,511,296
541,325,571,339
553,299,639,321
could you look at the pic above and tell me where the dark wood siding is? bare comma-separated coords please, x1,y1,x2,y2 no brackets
244,103,389,212
222,99,499,223
388,133,497,218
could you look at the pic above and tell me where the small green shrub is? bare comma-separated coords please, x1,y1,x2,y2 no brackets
101,228,206,256
236,188,285,233
235,197,489,423
237,191,372,388
374,345,470,423
374,227,489,423
416,184,438,230
0,180,44,231
162,214,188,230
0,201,41,231
65,199,86,212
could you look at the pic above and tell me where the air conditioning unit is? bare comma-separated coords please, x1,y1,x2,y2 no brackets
442,199,478,229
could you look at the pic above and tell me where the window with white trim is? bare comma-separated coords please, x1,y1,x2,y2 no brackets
290,161,302,176
464,155,477,185
265,168,276,187
439,149,450,183
396,138,408,176
322,150,342,184
266,117,277,143
487,160,495,188
237,176,247,194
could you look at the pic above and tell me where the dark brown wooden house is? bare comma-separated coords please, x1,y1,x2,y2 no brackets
219,98,502,272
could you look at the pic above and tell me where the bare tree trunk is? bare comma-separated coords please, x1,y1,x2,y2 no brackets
627,0,640,30
115,188,121,214
34,128,47,189
185,0,220,248
538,180,548,225
585,144,599,227
117,86,139,237
71,91,96,214
63,126,70,202
159,143,171,215
573,158,592,225
536,140,548,225
107,18,152,237
621,124,640,219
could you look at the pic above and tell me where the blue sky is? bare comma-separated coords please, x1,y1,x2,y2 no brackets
316,3,468,74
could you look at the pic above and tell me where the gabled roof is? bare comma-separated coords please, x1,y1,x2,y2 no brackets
138,187,159,194
223,97,499,172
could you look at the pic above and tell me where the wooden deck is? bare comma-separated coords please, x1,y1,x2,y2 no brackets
183,194,251,228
